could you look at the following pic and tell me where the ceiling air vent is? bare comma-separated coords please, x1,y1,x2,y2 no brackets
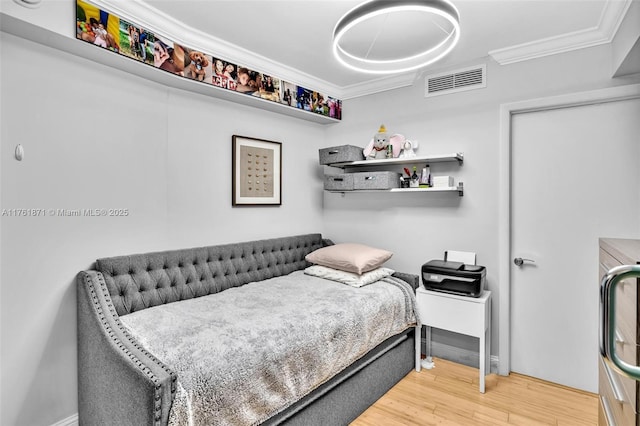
425,64,486,98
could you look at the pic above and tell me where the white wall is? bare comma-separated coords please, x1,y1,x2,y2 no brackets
0,32,328,426
324,44,640,358
163,89,326,248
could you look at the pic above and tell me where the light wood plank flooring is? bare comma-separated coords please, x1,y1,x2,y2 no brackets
351,357,598,425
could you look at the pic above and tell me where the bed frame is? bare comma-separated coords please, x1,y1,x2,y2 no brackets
77,233,417,425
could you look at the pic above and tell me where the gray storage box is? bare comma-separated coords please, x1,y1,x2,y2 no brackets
319,145,364,165
353,171,401,190
324,174,354,191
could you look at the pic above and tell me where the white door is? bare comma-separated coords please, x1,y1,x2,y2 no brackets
510,97,640,392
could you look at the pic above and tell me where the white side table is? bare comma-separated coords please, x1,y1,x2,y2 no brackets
414,288,492,393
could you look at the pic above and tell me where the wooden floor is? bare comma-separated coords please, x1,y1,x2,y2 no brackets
351,357,598,425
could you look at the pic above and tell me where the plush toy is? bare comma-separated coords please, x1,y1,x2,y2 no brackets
365,124,390,160
363,126,405,160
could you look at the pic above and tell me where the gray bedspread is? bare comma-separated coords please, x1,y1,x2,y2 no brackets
119,270,416,426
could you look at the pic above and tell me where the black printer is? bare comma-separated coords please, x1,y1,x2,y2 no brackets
421,259,486,297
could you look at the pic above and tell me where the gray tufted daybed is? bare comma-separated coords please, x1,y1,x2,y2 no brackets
77,233,418,425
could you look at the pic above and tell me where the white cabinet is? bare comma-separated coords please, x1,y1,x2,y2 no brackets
323,153,464,196
414,288,492,393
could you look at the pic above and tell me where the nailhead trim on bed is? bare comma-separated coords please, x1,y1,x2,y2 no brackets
96,234,324,316
83,272,177,425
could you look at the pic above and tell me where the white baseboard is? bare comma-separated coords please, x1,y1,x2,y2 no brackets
425,338,500,374
51,413,78,426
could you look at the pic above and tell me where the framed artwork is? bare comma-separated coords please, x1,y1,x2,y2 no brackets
232,135,282,206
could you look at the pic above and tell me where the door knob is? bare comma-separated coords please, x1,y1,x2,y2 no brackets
514,257,535,267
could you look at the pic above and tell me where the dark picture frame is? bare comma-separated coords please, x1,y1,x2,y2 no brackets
232,135,282,206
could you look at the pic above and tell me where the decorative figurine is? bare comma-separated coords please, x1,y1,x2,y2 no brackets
399,139,419,158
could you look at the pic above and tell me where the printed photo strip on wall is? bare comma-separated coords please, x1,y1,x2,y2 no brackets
75,0,342,120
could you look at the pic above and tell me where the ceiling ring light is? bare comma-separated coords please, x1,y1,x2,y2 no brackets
332,0,460,74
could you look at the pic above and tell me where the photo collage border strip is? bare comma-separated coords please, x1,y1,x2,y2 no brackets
75,0,342,120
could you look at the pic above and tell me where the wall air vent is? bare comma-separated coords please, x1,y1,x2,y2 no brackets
425,64,486,97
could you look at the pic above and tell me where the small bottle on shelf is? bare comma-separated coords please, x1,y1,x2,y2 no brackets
419,164,431,188
410,166,419,188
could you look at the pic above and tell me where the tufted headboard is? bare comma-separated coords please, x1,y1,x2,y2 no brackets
95,233,326,316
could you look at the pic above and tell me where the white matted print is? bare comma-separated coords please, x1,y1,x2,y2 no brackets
232,135,281,206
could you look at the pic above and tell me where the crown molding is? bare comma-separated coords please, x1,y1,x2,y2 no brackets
489,0,632,65
340,73,418,99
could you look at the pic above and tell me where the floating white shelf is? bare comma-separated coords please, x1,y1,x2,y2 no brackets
0,13,340,125
323,152,464,196
326,183,464,196
328,153,464,168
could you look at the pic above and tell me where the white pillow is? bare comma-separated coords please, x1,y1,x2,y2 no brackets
304,265,395,288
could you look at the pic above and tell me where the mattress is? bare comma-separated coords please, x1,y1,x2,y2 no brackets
119,270,416,426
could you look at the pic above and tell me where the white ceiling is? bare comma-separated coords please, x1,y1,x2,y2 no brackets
119,0,630,98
